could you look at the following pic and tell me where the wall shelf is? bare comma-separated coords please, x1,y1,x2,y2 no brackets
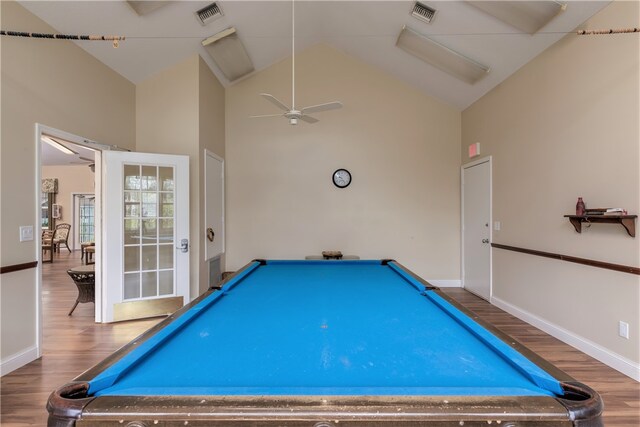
564,215,637,237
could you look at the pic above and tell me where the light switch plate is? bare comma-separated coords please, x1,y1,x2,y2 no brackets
20,226,34,242
619,321,629,339
494,221,501,231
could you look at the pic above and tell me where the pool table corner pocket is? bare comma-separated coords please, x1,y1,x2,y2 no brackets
558,381,604,427
47,382,94,427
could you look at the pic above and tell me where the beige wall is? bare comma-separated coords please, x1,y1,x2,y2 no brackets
226,44,461,280
136,54,225,298
42,164,95,246
1,2,135,363
462,1,639,370
198,57,225,294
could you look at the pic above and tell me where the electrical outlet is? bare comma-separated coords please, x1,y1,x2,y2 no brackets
494,221,501,231
618,321,629,339
19,226,34,242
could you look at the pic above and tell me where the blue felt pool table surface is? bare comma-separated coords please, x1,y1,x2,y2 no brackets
88,260,563,398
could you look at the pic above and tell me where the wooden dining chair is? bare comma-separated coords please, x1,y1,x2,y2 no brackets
42,229,54,263
53,223,71,253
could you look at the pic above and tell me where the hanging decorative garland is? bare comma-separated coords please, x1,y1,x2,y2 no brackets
1,26,638,47
0,30,125,47
576,27,639,36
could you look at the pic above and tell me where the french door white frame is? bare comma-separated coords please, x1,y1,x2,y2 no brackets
460,155,493,301
102,151,190,323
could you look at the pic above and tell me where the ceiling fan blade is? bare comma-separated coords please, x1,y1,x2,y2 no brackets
250,114,285,119
260,93,290,111
301,101,343,114
299,115,319,124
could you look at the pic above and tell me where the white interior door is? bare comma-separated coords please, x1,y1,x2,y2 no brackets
204,150,224,260
462,158,491,300
102,151,189,323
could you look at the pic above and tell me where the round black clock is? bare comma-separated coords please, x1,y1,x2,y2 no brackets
332,169,352,188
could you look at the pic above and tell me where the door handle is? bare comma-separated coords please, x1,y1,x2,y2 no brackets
482,239,490,244
207,228,215,242
176,238,189,253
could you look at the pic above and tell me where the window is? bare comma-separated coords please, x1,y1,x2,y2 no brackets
78,196,95,243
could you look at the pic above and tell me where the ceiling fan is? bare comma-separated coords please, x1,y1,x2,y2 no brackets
250,0,342,125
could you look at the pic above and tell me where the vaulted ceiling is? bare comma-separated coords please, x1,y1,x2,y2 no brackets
19,1,609,110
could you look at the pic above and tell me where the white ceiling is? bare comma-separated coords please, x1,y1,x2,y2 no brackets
41,136,96,166
19,1,609,110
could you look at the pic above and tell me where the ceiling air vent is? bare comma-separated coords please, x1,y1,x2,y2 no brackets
411,2,437,24
196,2,223,26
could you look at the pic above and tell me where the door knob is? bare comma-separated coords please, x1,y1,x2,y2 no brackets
482,239,489,244
207,227,215,242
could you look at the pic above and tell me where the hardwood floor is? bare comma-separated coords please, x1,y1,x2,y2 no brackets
1,254,638,425
1,251,161,426
441,288,640,426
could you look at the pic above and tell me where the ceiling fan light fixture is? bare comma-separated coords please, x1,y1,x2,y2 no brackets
202,27,254,82
396,26,490,84
466,1,566,35
251,0,342,125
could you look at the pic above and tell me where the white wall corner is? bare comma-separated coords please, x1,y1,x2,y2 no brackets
0,346,39,376
428,279,462,287
491,296,640,382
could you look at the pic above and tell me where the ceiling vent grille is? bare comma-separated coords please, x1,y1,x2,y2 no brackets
196,2,223,26
411,2,437,24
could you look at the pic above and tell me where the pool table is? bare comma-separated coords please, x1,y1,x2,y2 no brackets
48,259,603,426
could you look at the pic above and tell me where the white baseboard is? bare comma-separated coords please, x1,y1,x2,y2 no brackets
428,279,461,287
0,345,39,376
491,296,640,382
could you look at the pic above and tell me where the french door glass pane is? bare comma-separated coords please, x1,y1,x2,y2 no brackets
123,163,175,301
124,246,140,272
124,273,140,299
159,271,173,295
159,245,173,269
141,246,157,270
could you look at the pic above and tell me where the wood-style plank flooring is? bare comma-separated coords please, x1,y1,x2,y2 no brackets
442,288,640,426
1,252,639,425
1,251,162,426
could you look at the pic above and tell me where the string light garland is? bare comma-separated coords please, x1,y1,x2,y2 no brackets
576,27,639,36
0,30,125,47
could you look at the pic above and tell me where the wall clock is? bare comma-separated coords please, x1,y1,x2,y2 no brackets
332,169,352,188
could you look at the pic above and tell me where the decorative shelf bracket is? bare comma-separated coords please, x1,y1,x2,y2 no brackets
564,215,637,237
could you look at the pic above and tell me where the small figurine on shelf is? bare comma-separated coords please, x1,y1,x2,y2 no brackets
576,197,586,216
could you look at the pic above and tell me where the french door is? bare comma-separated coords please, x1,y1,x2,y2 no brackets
102,151,189,323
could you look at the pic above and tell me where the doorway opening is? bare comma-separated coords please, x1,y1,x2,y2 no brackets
36,124,105,359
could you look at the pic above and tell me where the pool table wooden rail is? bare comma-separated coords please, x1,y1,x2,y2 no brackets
49,387,602,426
